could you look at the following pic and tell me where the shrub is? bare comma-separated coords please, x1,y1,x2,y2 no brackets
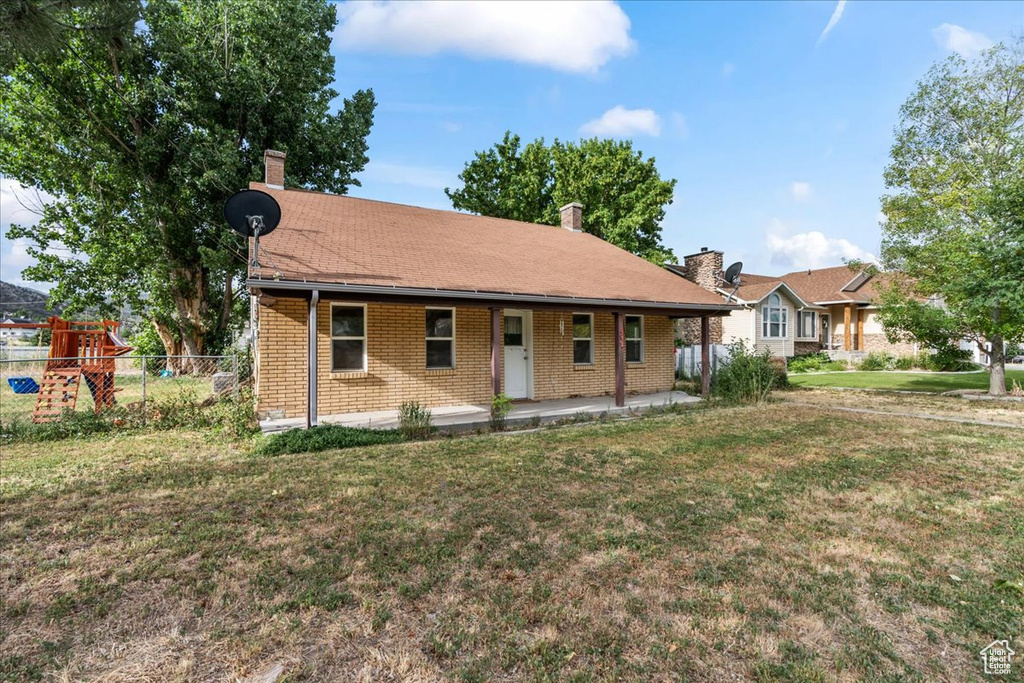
821,361,849,372
0,408,128,443
211,388,260,438
490,393,515,431
398,401,434,440
711,342,784,403
919,347,976,372
147,387,207,428
255,424,404,456
894,355,916,370
0,389,259,443
787,352,832,373
858,352,896,371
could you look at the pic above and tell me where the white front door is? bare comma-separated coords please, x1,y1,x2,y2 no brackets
503,311,531,399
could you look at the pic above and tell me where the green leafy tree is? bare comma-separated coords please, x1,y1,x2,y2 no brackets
446,132,677,264
879,39,1024,395
1,0,375,365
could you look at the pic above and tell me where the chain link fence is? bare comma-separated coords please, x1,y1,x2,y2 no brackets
0,355,251,424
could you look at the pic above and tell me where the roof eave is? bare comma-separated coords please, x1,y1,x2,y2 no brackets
731,281,822,309
246,278,742,315
814,299,874,305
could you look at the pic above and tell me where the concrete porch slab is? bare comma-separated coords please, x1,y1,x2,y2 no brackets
260,390,700,434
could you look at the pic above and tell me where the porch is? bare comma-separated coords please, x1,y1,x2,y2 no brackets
260,389,699,434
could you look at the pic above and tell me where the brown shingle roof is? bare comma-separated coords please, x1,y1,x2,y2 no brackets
247,184,728,309
734,273,779,286
733,281,784,302
780,265,879,303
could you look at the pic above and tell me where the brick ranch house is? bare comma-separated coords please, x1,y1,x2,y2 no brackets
671,248,917,357
247,151,738,426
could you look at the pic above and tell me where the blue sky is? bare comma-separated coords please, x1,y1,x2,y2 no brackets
2,0,1021,291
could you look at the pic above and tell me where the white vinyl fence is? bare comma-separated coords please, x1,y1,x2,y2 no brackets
676,344,732,379
0,354,250,424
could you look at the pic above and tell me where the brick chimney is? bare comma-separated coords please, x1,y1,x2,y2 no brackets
677,247,724,345
682,247,724,292
264,150,286,189
559,202,583,232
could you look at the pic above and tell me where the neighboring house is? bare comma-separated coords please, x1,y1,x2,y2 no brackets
247,151,737,424
671,249,917,357
0,317,37,342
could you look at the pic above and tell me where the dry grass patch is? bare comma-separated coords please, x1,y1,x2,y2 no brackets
2,408,1022,681
781,387,1024,427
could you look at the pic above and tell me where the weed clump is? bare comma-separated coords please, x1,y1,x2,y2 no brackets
398,401,434,439
255,424,405,456
712,342,786,403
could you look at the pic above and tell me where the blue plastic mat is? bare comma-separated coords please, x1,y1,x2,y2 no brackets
8,377,40,394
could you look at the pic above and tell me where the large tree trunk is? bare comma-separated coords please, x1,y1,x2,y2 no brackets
170,266,208,374
152,320,185,374
988,333,1006,396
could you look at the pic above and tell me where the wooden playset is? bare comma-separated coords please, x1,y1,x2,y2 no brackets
0,317,132,422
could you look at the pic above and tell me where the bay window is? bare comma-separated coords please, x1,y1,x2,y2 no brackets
761,294,788,338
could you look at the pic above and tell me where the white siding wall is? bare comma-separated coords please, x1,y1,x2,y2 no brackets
754,291,796,357
721,308,754,346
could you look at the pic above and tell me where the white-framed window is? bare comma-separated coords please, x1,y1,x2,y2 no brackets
572,313,593,365
425,307,455,369
503,315,524,346
797,310,817,339
331,303,366,372
761,294,788,338
625,315,644,363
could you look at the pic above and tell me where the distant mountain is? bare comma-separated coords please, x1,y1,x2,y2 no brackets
0,281,57,320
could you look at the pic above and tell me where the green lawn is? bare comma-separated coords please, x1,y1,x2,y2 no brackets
2,406,1022,681
789,369,1024,393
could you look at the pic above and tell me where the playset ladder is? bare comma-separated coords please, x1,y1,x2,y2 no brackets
33,368,82,423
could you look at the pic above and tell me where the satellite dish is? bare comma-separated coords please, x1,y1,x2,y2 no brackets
223,189,281,237
720,261,743,303
223,189,281,269
723,261,743,285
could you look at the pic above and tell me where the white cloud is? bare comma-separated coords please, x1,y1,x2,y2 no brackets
933,24,993,59
790,181,812,202
580,106,661,137
442,121,463,133
765,219,876,270
360,161,457,191
334,1,634,73
816,0,847,46
721,62,736,77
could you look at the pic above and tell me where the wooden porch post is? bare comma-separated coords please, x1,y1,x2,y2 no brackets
614,312,625,407
307,290,319,429
856,309,865,351
489,307,502,397
843,304,852,351
700,315,711,397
